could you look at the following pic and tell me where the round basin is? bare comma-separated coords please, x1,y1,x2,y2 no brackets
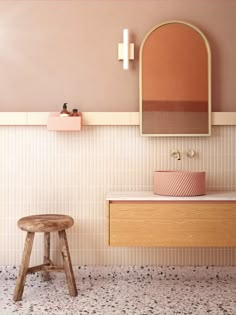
154,171,205,197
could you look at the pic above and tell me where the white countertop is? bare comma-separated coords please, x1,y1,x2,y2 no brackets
106,191,236,201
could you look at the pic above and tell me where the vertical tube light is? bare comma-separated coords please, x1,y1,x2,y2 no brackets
123,29,129,70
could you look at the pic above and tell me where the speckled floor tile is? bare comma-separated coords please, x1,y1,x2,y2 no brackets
0,266,236,315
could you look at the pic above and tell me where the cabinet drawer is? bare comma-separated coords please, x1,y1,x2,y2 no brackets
109,202,236,247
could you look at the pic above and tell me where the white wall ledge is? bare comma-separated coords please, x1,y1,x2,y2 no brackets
0,112,235,126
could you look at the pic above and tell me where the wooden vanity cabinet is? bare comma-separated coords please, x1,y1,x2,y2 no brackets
108,201,236,247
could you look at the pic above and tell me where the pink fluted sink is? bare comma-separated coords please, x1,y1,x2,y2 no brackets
154,171,205,197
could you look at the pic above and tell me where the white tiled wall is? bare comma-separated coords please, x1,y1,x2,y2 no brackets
0,126,235,266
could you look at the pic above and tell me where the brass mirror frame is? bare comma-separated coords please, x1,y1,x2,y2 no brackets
140,20,211,137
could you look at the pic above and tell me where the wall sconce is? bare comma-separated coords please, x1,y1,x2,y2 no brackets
118,29,134,70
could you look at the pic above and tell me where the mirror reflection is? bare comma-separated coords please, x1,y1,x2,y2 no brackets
140,21,211,136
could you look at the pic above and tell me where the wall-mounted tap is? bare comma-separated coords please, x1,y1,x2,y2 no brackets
186,149,195,158
171,150,181,161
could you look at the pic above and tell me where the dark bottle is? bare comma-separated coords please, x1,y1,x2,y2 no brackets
70,109,80,117
60,103,70,116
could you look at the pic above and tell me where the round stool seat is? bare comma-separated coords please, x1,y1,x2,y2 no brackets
17,214,74,233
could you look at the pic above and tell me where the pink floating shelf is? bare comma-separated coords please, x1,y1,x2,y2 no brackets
47,113,82,131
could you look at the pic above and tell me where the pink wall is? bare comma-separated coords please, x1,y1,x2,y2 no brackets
0,0,235,112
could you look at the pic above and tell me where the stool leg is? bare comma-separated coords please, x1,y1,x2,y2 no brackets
58,230,77,297
43,232,50,281
13,232,35,302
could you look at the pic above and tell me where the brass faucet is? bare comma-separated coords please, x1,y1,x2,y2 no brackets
171,150,181,161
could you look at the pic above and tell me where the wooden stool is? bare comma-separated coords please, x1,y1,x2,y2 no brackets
13,214,78,302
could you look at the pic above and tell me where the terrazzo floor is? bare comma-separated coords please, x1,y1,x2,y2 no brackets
0,266,236,315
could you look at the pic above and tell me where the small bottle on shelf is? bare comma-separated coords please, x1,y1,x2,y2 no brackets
70,109,80,117
60,103,70,117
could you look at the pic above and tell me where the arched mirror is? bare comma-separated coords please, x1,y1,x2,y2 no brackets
140,21,211,136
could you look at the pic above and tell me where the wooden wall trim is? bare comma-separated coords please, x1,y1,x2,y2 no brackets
211,112,236,125
0,112,235,126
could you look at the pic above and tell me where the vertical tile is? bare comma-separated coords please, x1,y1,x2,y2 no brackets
0,125,235,266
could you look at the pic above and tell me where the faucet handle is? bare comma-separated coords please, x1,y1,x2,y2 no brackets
186,149,195,158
